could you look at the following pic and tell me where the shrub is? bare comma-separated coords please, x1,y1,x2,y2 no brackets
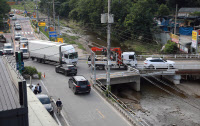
23,66,38,76
38,72,42,79
163,40,178,54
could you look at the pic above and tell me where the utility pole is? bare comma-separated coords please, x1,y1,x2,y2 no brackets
106,0,111,93
53,0,56,31
174,4,178,35
48,7,50,31
58,15,60,38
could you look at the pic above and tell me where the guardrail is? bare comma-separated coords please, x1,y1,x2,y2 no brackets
137,54,200,60
93,80,149,126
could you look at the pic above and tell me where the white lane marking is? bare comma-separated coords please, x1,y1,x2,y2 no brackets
28,32,30,34
92,87,133,126
40,80,49,93
31,32,33,34
25,32,27,34
21,32,24,34
52,99,71,126
54,112,62,126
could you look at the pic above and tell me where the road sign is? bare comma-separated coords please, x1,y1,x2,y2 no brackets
38,22,46,26
57,38,63,43
50,27,54,31
16,62,24,70
33,12,36,18
49,34,58,37
49,31,56,34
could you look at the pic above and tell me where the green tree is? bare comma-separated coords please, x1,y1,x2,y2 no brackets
23,66,38,76
190,11,200,16
157,4,170,16
124,0,158,39
0,0,11,28
163,40,178,54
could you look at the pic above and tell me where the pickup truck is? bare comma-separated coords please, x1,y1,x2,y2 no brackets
0,34,6,43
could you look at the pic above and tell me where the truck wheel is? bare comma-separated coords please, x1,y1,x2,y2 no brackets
36,58,40,62
99,65,105,70
31,57,35,61
42,59,45,64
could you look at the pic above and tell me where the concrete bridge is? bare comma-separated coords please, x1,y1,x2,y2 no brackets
94,66,200,92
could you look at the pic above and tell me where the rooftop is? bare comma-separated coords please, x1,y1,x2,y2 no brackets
0,57,21,112
74,76,87,81
179,8,200,13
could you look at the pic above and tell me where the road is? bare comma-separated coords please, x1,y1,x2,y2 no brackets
5,12,200,126
9,14,132,126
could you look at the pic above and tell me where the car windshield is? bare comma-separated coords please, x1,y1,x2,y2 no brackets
64,52,78,59
16,25,20,27
5,46,12,48
77,81,89,86
16,34,21,36
21,38,28,40
21,49,27,53
39,97,50,104
68,66,76,69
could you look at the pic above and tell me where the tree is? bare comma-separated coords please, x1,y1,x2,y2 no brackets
163,40,178,54
157,4,170,16
190,11,200,16
124,0,158,39
23,66,38,77
0,0,11,28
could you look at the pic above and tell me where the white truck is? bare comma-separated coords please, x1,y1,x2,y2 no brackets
28,40,78,65
88,47,137,70
3,43,14,55
19,37,29,58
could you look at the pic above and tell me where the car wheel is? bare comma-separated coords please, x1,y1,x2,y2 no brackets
149,65,154,69
169,64,173,69
87,91,90,94
55,68,59,73
65,71,68,76
73,87,77,95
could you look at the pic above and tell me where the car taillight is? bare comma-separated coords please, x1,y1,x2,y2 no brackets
144,63,147,64
76,85,80,87
87,84,91,86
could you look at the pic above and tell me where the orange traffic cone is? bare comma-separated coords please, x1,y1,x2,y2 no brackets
43,72,45,78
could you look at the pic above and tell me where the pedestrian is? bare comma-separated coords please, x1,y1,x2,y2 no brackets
33,87,38,94
56,98,62,115
37,83,42,93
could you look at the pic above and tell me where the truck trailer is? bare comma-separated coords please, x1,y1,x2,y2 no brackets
28,40,78,65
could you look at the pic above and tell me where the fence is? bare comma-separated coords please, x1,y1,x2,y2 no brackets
93,80,150,126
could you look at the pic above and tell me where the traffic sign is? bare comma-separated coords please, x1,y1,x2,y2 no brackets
16,62,24,70
24,10,27,14
57,38,63,43
49,31,56,34
38,22,46,26
49,34,57,37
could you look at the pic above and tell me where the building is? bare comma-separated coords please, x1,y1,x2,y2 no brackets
0,57,28,126
178,8,200,17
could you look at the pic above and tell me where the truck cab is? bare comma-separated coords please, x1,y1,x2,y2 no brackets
3,43,13,55
19,38,29,58
61,45,78,66
122,52,137,67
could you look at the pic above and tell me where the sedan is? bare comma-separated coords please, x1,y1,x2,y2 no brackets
144,57,175,69
20,37,28,43
15,33,22,40
15,24,21,30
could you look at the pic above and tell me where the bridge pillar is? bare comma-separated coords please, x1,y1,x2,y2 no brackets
163,75,181,84
129,76,140,91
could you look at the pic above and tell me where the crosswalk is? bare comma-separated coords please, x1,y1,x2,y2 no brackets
15,31,33,35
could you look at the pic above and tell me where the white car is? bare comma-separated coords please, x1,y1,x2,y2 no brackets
144,57,175,69
15,33,22,40
20,37,28,43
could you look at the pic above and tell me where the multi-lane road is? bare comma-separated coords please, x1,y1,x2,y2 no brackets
8,14,132,126
4,13,200,126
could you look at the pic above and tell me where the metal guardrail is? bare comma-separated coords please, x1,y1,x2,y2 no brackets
95,71,139,79
94,80,149,126
137,54,200,60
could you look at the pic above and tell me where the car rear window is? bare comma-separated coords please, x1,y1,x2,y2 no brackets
68,66,76,69
39,97,50,104
77,81,89,86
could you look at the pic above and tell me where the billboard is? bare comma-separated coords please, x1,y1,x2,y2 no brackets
192,30,198,48
170,33,179,43
38,22,46,26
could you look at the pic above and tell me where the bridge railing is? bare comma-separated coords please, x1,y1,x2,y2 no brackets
137,64,200,70
95,71,139,79
137,54,200,60
94,80,148,126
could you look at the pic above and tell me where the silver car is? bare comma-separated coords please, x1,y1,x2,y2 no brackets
36,94,54,115
15,24,21,30
20,37,28,43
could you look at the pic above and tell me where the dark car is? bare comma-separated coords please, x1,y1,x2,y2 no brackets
0,50,3,56
0,34,6,43
68,76,91,94
55,64,77,76
36,94,54,115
